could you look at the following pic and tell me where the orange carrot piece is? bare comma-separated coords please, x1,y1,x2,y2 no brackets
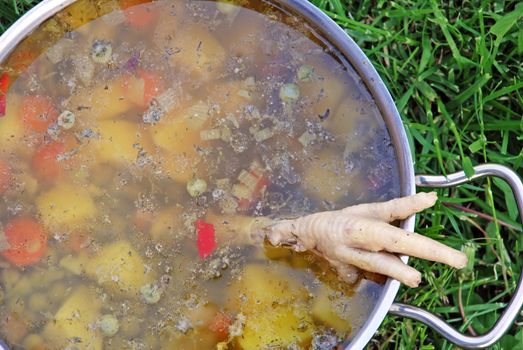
31,141,66,183
0,159,11,195
237,174,269,211
133,209,154,232
209,312,232,341
20,95,58,132
1,219,47,266
67,232,92,253
118,0,150,9
0,72,9,116
137,69,164,106
1,312,28,344
119,0,159,29
9,48,38,74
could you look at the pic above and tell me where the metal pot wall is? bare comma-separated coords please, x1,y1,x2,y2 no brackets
0,1,522,349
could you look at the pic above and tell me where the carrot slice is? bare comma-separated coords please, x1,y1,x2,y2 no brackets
119,0,150,8
1,312,28,344
0,159,11,195
119,0,159,29
0,73,9,116
8,48,38,74
1,219,47,266
133,209,154,232
137,69,164,106
209,312,232,341
31,141,66,183
20,95,58,132
67,232,92,252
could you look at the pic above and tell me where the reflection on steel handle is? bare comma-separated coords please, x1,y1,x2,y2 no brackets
390,163,523,349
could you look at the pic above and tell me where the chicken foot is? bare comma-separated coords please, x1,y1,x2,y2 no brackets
210,192,467,288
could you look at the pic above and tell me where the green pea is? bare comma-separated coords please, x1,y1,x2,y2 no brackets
58,110,75,129
99,314,120,337
279,83,300,103
187,178,208,197
140,283,162,305
297,64,314,82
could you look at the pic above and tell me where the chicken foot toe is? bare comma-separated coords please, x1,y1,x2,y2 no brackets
265,192,467,287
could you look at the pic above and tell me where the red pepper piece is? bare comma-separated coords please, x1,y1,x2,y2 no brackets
0,73,9,117
196,219,216,259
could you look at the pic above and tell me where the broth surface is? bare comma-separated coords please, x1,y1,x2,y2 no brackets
0,0,400,349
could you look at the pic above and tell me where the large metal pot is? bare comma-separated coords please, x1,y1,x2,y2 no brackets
0,1,522,349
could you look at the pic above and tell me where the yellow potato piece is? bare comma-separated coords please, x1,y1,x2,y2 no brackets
44,286,102,350
299,62,347,116
70,75,144,121
207,80,254,116
149,205,184,241
95,0,119,16
311,285,352,335
153,4,186,50
36,183,96,230
0,94,27,154
56,0,99,29
301,148,361,204
225,8,265,59
93,119,149,164
226,265,313,349
169,25,226,81
150,115,199,152
150,109,205,183
238,304,313,350
226,264,308,314
85,240,155,298
322,98,362,136
161,331,217,350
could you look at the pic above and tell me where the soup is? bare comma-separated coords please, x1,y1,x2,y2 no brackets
0,0,400,349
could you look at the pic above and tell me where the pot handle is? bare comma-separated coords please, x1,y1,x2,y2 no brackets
389,163,523,349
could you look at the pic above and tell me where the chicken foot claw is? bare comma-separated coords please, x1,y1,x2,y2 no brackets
265,192,467,287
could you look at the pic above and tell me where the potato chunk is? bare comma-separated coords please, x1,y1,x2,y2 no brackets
93,119,150,164
85,240,155,298
168,25,226,81
301,148,361,204
56,0,99,29
298,62,347,116
0,94,31,156
69,75,144,121
44,286,102,350
149,108,207,182
238,304,312,350
207,80,256,116
226,264,308,314
149,205,184,241
36,184,96,230
311,285,352,335
227,264,312,348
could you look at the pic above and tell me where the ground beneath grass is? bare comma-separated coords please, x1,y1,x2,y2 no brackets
1,0,522,349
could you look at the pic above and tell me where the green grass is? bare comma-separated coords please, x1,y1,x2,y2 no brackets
0,0,39,32
1,0,522,349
